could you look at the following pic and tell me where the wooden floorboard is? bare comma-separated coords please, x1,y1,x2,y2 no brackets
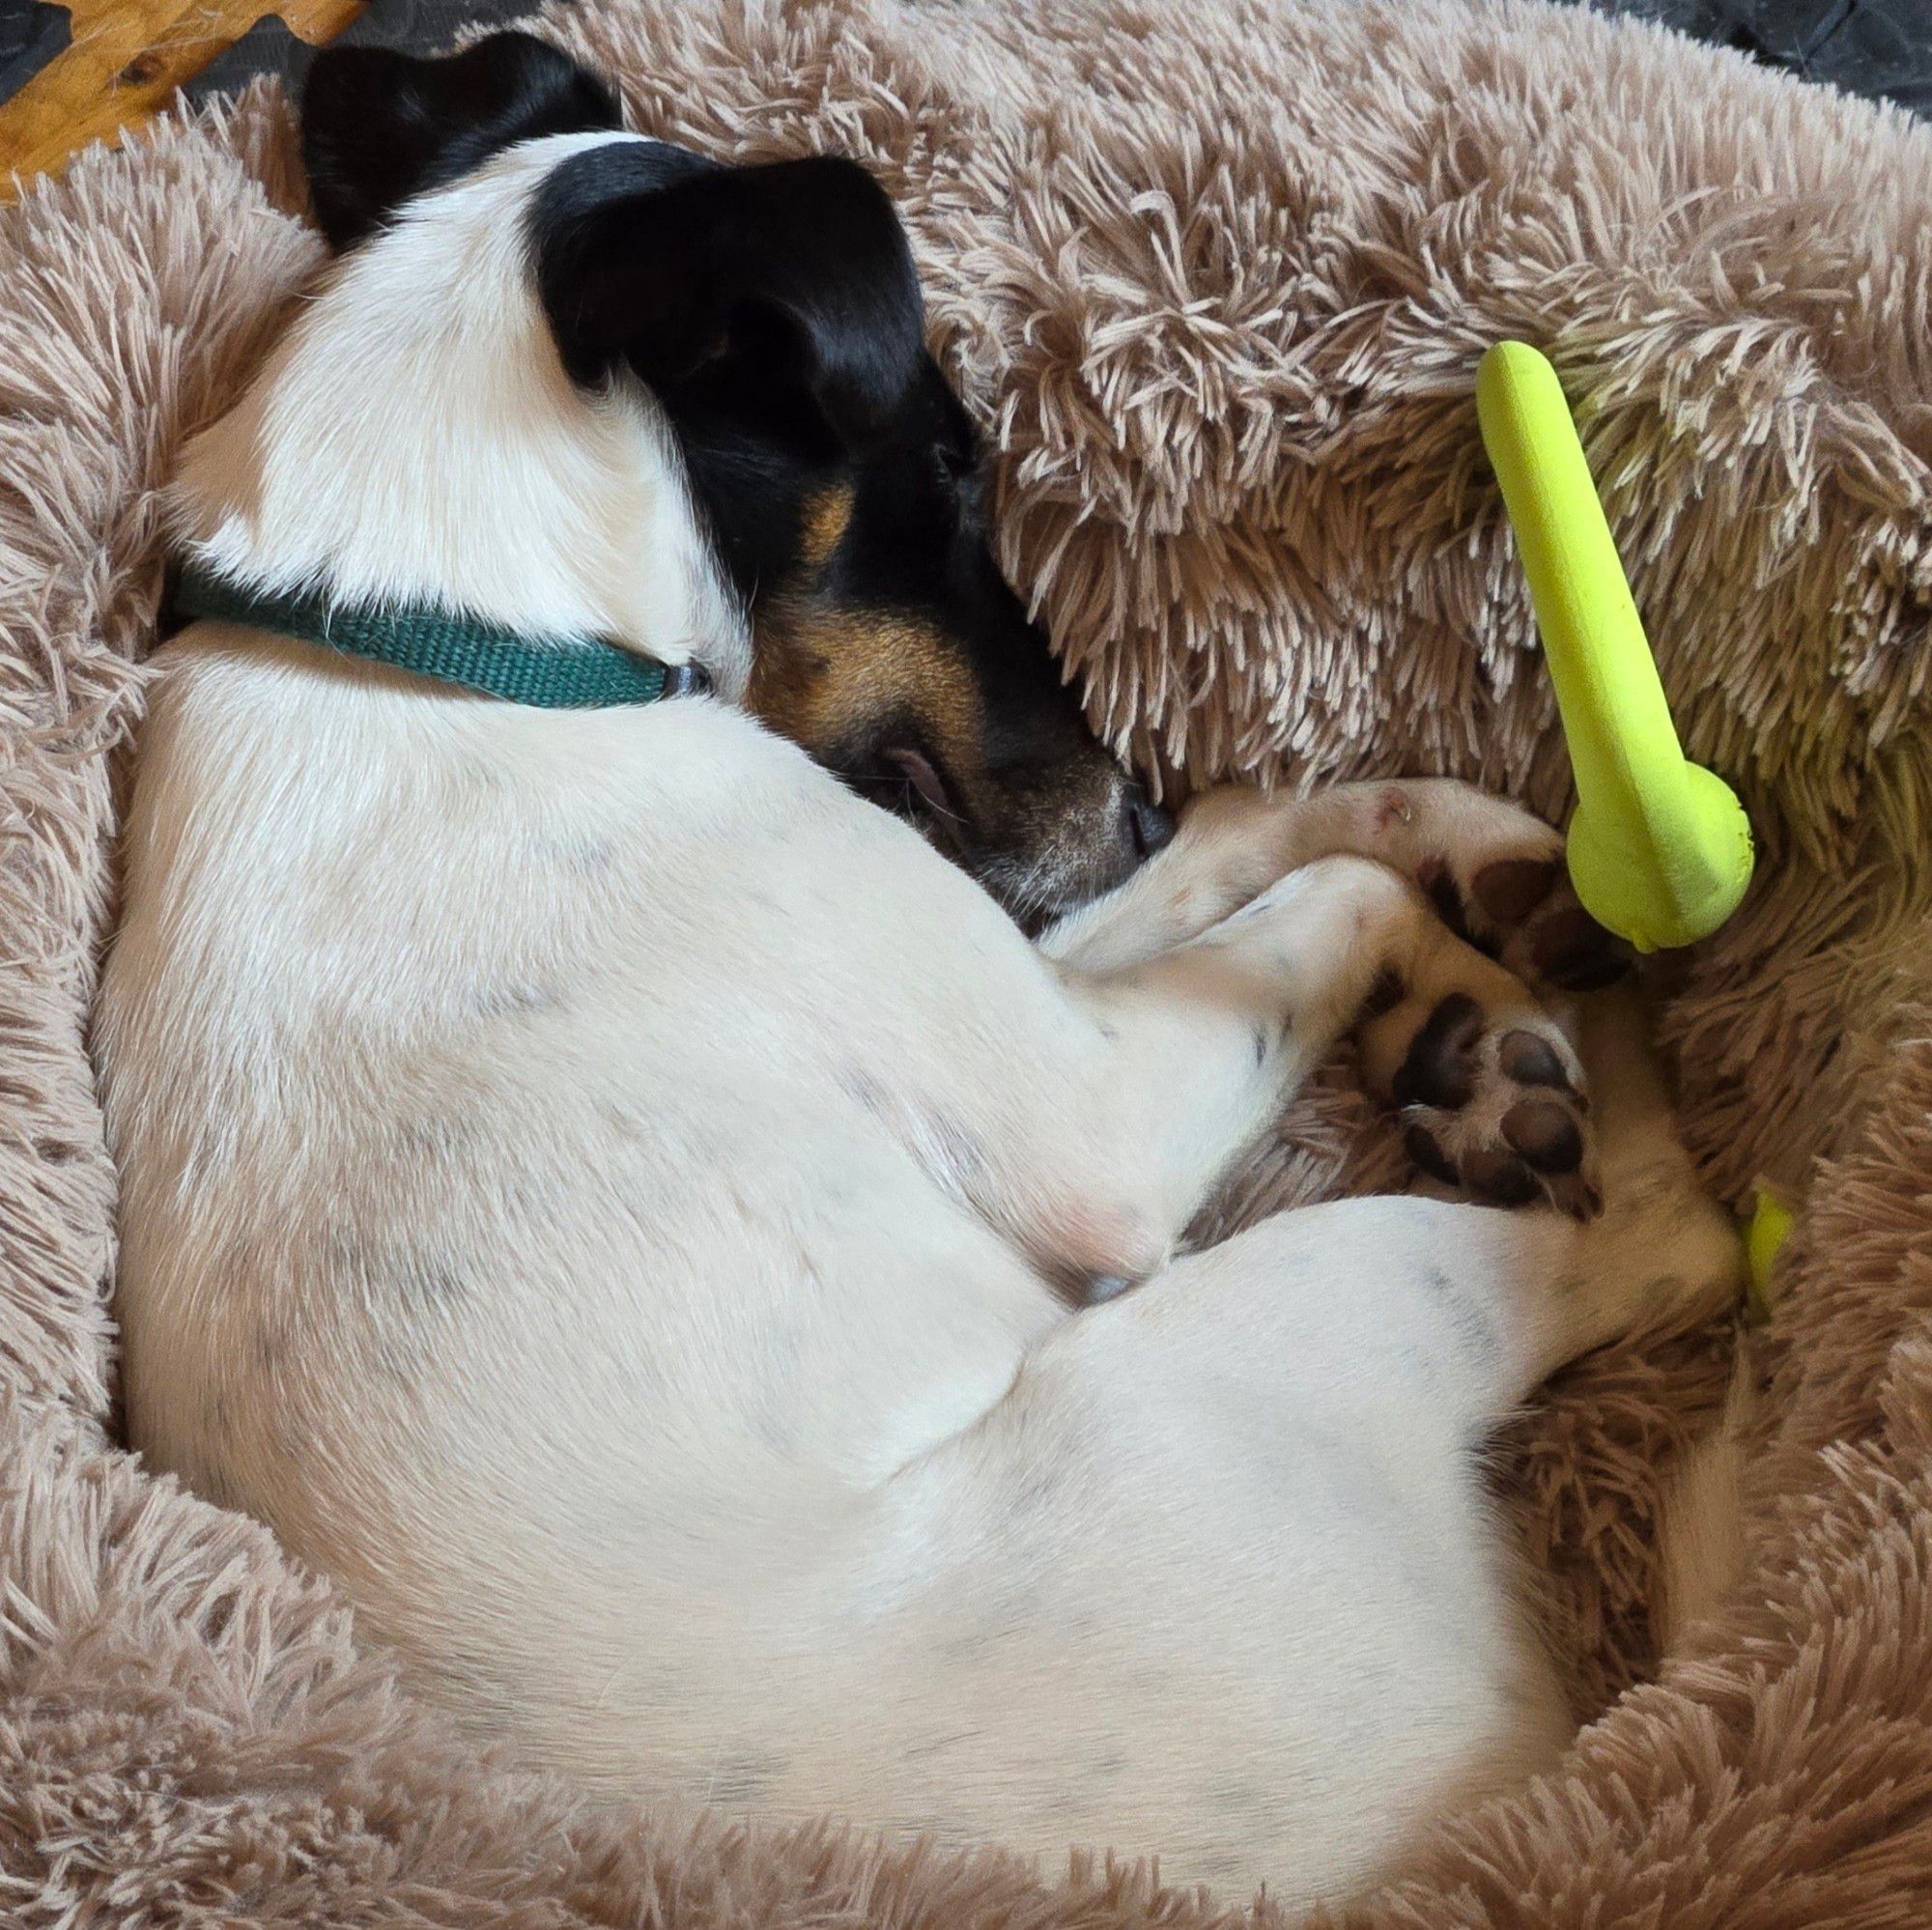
0,0,362,196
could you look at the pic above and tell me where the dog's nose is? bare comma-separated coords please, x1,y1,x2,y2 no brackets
1126,788,1176,860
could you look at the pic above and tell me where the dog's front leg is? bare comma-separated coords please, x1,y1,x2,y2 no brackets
1045,855,1435,1277
940,859,1378,1287
1040,778,1619,989
975,783,1618,1293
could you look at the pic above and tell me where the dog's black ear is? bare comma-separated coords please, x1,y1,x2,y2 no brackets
534,149,926,456
301,33,622,250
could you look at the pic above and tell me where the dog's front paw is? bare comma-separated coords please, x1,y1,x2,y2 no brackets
1357,943,1601,1220
1378,785,1629,995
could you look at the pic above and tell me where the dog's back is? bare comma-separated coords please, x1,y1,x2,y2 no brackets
106,609,1074,1778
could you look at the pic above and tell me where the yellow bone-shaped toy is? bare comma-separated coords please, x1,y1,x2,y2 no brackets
1479,342,1782,1301
1476,341,1753,953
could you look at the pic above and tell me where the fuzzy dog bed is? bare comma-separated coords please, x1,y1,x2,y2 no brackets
5,0,1932,1920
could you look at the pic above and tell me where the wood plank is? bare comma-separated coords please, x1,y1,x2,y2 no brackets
0,0,362,196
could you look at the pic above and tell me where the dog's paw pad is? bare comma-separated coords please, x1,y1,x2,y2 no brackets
1497,1026,1573,1091
1471,855,1563,924
1523,901,1629,992
1409,827,1631,997
1390,991,1482,1109
1378,993,1600,1220
1500,1093,1584,1170
1463,853,1630,995
1406,810,1565,956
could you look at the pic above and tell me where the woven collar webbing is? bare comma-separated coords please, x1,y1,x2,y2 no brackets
169,564,706,709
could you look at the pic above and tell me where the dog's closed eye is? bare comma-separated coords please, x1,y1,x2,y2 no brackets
882,746,961,826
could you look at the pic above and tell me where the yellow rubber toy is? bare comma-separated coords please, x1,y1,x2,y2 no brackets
1476,341,1754,953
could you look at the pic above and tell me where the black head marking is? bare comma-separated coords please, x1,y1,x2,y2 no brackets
525,138,1148,920
301,32,622,250
530,142,925,463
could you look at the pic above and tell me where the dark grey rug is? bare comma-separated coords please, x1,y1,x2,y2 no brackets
1619,0,1930,113
178,0,565,105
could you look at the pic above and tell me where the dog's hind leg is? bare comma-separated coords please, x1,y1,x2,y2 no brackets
861,997,1734,1893
1101,984,1740,1434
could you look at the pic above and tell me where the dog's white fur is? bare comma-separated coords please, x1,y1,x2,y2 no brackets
99,133,1742,1905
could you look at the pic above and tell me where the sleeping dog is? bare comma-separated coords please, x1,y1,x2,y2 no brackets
99,34,1740,1906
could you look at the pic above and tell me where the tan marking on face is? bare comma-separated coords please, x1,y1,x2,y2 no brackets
743,530,1138,915
796,483,856,576
746,598,984,789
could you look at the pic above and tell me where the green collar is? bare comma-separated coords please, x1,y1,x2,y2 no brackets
168,563,708,709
